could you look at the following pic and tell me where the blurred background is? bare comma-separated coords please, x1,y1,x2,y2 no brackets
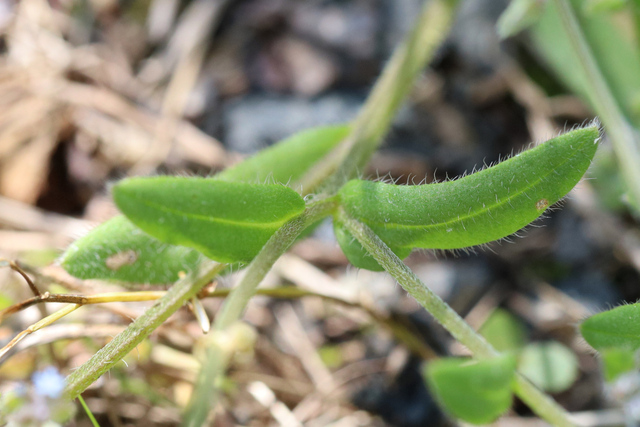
0,0,638,426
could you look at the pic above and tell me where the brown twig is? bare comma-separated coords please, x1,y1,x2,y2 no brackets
7,259,41,296
0,291,167,323
0,285,434,365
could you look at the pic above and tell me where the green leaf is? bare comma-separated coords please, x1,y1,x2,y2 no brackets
530,0,640,125
423,354,517,424
518,342,579,393
336,126,598,269
59,216,202,285
479,309,527,352
601,347,637,382
581,303,640,351
113,177,306,263
217,125,350,187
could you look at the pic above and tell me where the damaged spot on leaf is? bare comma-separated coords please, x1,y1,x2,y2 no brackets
535,199,549,211
106,250,138,271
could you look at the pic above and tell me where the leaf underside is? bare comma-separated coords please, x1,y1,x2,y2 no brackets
60,216,202,285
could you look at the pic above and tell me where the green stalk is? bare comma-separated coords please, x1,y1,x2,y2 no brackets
298,0,460,194
632,1,640,50
337,209,576,427
64,261,227,398
182,198,338,427
78,395,100,427
553,0,640,211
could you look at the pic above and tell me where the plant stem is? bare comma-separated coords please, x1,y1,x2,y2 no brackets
632,1,640,50
182,198,338,427
64,260,226,399
337,209,576,427
552,0,640,211
298,0,460,195
78,395,100,427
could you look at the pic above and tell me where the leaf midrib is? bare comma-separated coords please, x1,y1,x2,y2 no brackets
124,193,303,229
358,142,592,232
582,325,640,341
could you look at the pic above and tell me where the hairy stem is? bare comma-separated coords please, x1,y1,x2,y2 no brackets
182,199,338,427
64,261,227,398
552,0,640,211
337,209,576,427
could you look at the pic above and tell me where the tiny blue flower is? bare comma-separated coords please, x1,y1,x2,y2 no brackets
32,367,65,399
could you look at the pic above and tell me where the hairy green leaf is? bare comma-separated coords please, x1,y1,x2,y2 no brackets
581,303,640,351
60,216,202,285
113,178,306,263
217,125,350,186
423,354,517,424
336,126,598,269
601,347,637,382
518,342,579,393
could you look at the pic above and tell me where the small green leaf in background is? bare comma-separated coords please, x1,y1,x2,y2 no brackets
479,309,528,352
423,354,517,424
518,342,579,393
581,303,640,351
497,0,545,38
601,347,637,382
60,216,202,285
216,125,350,187
113,178,306,263
336,126,599,270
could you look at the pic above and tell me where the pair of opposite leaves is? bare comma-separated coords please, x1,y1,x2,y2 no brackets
61,124,599,283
